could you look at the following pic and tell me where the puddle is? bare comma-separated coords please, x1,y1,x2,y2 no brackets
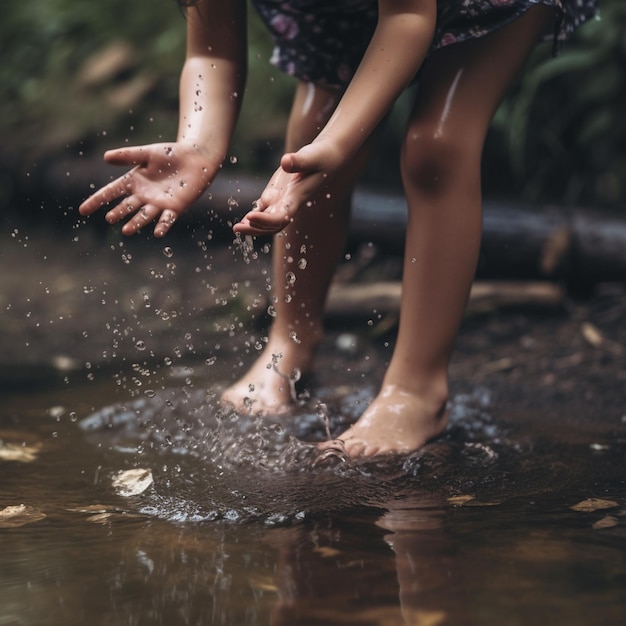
2,368,625,626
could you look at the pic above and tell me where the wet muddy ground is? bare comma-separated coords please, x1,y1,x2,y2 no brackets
1,222,625,625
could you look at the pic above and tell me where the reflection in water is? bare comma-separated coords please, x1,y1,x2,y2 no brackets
1,382,626,626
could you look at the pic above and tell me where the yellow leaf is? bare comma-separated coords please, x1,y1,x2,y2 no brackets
447,495,476,506
581,322,604,347
86,513,114,524
570,498,619,512
248,575,279,593
592,515,619,530
0,441,41,463
66,504,115,514
112,468,153,497
0,505,46,528
313,546,342,558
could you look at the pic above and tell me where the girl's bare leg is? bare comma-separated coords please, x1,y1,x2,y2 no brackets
322,6,554,456
222,82,374,413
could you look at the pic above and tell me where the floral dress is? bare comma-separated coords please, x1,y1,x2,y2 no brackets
250,0,600,87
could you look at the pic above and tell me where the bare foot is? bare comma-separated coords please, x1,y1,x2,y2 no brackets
318,384,448,458
220,338,318,415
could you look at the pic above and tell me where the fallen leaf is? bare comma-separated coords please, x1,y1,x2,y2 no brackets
0,440,41,463
581,322,604,348
592,515,619,530
447,495,476,506
66,504,117,514
313,546,342,558
112,468,153,497
0,505,47,528
86,513,114,524
570,498,619,512
249,575,279,593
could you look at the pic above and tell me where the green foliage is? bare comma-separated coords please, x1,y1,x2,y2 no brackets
492,0,625,209
1,1,622,212
0,0,293,163
0,0,187,157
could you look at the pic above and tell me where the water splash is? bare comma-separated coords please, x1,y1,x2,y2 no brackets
76,384,524,525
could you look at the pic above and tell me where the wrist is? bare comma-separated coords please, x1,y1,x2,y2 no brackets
177,138,226,171
307,134,350,174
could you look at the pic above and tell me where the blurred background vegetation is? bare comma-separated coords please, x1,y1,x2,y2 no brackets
0,0,623,212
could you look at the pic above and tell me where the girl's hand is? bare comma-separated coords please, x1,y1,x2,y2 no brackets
234,140,341,236
79,142,217,237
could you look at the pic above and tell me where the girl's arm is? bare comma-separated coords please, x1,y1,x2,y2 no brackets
177,0,247,160
79,0,247,237
235,0,436,235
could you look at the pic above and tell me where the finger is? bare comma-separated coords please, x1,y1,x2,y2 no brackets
79,174,133,216
104,195,141,225
247,204,292,227
121,204,161,236
104,146,149,167
233,211,290,236
232,222,277,236
280,145,323,174
154,209,178,238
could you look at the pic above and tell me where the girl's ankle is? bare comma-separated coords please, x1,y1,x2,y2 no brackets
381,372,449,412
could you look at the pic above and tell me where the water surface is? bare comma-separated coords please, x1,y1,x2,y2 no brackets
2,364,625,626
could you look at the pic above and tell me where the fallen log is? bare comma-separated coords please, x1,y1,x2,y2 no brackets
325,280,565,319
29,157,626,287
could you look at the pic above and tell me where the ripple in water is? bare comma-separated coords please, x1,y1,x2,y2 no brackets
79,387,516,524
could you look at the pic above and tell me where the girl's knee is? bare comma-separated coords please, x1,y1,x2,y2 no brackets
400,121,482,195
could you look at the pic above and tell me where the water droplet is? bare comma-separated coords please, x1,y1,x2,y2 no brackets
297,258,307,270
285,272,296,285
290,368,301,382
229,156,238,164
135,340,146,351
163,247,173,258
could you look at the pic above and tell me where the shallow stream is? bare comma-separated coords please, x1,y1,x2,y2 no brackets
2,363,625,626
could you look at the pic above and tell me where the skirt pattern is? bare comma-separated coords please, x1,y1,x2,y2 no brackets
251,0,600,87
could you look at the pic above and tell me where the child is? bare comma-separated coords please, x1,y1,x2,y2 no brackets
79,0,598,458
